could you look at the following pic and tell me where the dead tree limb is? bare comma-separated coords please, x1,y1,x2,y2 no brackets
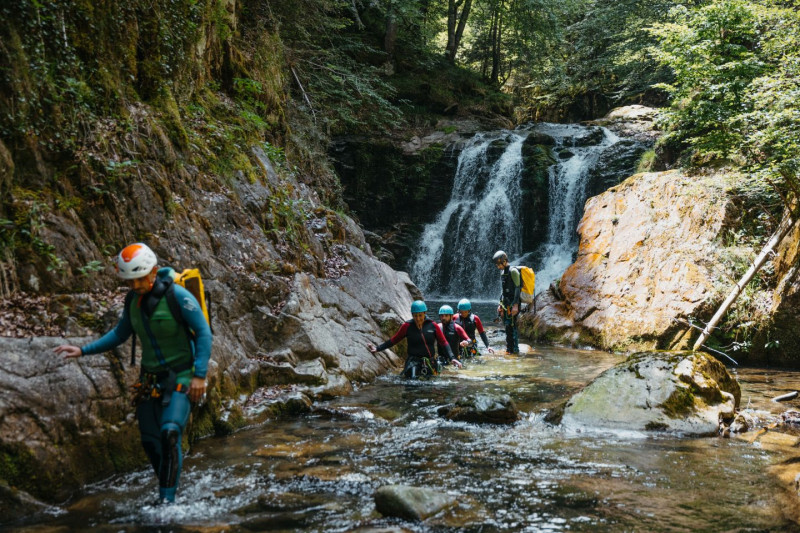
693,214,799,351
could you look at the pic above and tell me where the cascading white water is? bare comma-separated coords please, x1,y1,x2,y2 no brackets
409,131,527,299
532,123,620,294
410,123,628,301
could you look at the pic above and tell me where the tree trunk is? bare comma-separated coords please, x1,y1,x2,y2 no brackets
693,214,799,351
489,0,503,84
385,14,398,57
451,0,472,61
446,0,471,62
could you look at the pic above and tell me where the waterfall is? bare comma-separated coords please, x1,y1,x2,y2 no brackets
531,123,621,295
409,123,632,301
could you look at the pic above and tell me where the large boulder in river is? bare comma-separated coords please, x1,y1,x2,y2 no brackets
521,169,734,351
558,351,739,435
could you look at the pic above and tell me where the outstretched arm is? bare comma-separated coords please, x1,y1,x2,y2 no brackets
56,298,134,358
368,322,409,353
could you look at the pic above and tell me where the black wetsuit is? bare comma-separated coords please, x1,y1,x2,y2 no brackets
375,319,454,377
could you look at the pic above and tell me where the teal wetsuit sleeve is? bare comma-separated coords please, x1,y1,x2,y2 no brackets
81,302,134,355
173,285,213,378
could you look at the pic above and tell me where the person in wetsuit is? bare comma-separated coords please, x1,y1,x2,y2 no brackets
54,243,212,505
454,298,495,357
367,300,462,378
436,304,470,364
493,250,521,355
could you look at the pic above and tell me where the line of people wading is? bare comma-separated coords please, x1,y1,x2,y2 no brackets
52,243,522,504
368,249,522,377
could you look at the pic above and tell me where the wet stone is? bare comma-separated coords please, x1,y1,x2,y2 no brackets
438,393,520,424
374,485,458,521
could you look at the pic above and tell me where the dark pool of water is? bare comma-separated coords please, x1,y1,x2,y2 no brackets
6,345,799,532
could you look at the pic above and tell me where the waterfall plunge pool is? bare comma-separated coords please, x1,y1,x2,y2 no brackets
8,345,798,532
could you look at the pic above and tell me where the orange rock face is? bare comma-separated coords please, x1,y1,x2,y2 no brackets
524,170,732,351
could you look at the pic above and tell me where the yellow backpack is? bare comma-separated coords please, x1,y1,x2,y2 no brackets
170,268,211,326
518,266,536,304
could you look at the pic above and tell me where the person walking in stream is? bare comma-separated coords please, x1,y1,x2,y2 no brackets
454,298,495,357
367,300,462,378
493,250,521,355
436,304,470,365
53,243,212,505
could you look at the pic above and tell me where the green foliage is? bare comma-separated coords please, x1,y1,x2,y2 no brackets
650,0,766,165
259,0,405,134
514,0,677,119
648,0,800,213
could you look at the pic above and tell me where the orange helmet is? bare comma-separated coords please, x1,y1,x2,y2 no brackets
115,243,157,279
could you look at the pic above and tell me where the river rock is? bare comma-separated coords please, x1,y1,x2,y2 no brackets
438,393,519,424
591,105,660,144
521,169,732,351
0,336,143,500
559,351,739,435
374,485,457,520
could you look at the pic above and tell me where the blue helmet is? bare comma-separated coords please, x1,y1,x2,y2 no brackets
411,300,427,313
457,298,471,311
438,305,454,315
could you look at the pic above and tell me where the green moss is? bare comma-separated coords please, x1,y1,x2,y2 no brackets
636,149,657,173
660,386,696,418
154,87,190,151
76,312,104,330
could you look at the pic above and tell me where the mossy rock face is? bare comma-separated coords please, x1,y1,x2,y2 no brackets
561,351,738,435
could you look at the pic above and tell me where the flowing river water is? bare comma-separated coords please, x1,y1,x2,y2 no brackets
9,330,800,532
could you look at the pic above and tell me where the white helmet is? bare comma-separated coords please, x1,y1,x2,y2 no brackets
115,243,157,279
492,250,507,263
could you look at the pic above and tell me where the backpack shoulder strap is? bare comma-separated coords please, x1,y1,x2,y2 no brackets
164,283,186,328
124,290,137,368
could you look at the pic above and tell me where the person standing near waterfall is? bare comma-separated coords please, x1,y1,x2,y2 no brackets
493,250,520,355
436,304,470,364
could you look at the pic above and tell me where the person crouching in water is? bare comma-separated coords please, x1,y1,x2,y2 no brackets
436,304,470,365
454,298,495,357
368,300,462,378
54,243,212,505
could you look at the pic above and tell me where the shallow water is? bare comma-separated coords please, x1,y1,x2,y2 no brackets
8,345,799,532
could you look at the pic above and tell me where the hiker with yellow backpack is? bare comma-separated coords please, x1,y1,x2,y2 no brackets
54,243,212,505
493,250,536,355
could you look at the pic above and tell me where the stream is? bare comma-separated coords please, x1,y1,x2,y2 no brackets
9,334,799,532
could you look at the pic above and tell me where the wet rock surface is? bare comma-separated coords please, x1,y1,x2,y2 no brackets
374,485,458,521
438,393,520,424
558,351,740,435
522,170,733,351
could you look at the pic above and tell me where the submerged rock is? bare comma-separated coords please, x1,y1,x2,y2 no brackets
438,393,519,424
558,351,739,435
374,485,457,520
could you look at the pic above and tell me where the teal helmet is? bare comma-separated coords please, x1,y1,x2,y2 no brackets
438,304,454,315
457,298,471,311
411,300,427,313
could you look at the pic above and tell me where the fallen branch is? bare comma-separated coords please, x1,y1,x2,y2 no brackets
693,214,799,352
290,66,316,124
